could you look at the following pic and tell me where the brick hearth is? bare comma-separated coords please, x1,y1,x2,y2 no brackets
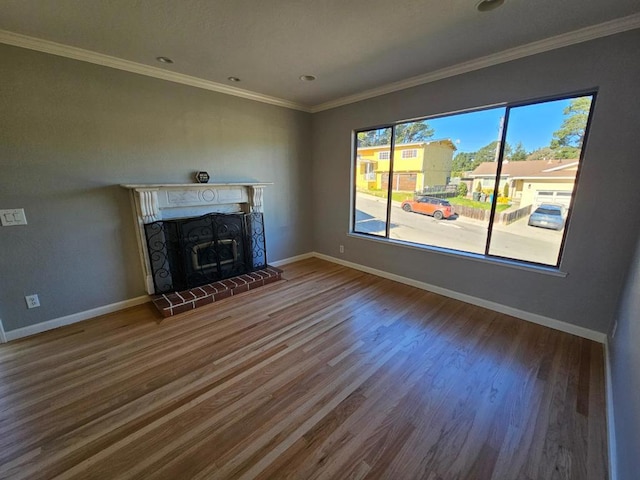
151,266,283,317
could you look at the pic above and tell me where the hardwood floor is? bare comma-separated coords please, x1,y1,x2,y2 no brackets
0,258,608,479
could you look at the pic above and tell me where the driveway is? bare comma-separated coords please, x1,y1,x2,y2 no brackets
354,194,563,265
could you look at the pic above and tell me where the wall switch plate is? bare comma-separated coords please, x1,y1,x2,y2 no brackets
0,209,27,226
25,294,40,309
339,245,344,253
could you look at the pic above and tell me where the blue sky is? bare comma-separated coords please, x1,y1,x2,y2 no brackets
426,98,575,154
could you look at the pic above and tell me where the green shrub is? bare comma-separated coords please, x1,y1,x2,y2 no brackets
456,183,468,197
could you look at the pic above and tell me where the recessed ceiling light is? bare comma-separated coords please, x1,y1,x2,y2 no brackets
227,76,241,82
156,56,174,64
299,75,317,82
476,0,505,12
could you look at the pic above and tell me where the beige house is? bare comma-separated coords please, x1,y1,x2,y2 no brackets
469,159,578,209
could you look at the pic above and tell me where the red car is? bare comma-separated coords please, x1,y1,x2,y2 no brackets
401,196,454,220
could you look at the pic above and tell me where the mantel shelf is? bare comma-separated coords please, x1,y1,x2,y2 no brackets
121,182,273,189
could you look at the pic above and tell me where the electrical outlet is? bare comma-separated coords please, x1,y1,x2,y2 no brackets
25,294,40,309
339,245,344,254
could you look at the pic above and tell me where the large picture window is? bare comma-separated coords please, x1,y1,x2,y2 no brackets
352,93,596,268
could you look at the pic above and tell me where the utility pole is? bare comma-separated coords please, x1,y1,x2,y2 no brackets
493,116,505,162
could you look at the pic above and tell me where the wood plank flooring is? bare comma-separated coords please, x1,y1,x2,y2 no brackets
0,258,608,479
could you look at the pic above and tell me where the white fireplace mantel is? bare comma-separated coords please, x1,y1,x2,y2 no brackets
121,182,272,294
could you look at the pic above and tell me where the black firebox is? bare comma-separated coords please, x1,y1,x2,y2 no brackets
144,212,266,294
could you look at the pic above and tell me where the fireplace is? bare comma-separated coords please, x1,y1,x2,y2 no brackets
121,182,280,316
144,211,266,294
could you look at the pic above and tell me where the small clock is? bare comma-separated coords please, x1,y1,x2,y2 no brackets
195,171,210,183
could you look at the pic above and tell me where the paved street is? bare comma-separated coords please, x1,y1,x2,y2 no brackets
354,194,563,265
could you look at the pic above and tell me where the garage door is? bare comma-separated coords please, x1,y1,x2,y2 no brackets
381,173,417,191
534,190,572,209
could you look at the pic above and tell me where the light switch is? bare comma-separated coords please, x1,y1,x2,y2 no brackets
0,209,28,226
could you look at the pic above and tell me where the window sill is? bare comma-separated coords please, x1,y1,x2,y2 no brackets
347,232,568,278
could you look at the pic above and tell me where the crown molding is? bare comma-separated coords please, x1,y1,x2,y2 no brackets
309,12,640,113
2,13,639,115
0,29,311,112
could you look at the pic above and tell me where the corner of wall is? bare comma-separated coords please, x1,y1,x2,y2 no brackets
604,337,618,480
0,317,7,343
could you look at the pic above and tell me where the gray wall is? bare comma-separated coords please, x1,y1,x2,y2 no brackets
311,29,640,333
0,44,312,332
610,236,640,480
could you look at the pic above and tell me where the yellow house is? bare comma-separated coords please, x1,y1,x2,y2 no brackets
356,140,456,192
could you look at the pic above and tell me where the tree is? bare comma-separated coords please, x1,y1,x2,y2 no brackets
474,141,512,164
357,129,390,147
510,142,528,161
551,97,592,148
357,121,434,147
527,146,581,161
395,121,435,144
452,152,477,172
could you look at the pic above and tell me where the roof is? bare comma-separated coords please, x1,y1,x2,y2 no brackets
357,138,457,153
469,159,579,179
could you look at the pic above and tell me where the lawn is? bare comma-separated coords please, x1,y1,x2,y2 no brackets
359,189,414,203
358,189,510,212
448,196,511,212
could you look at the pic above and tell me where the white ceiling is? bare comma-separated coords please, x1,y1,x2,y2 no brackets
1,0,639,111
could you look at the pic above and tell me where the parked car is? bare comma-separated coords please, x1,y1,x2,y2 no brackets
528,204,565,230
401,196,454,220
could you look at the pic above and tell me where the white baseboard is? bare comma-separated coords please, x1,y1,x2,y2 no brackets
0,318,7,344
1,253,311,343
270,252,316,267
604,339,618,480
3,251,608,345
313,248,614,476
312,252,608,344
4,295,150,342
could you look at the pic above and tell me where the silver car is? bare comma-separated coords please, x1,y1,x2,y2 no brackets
528,204,565,230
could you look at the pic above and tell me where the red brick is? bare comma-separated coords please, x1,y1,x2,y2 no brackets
202,284,218,295
152,296,171,310
214,290,232,301
193,287,208,298
263,275,280,285
164,293,182,306
172,302,195,315
233,284,249,294
221,279,236,290
195,296,214,308
248,279,264,289
178,290,197,301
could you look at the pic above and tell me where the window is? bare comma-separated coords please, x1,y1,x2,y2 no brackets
352,93,596,268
